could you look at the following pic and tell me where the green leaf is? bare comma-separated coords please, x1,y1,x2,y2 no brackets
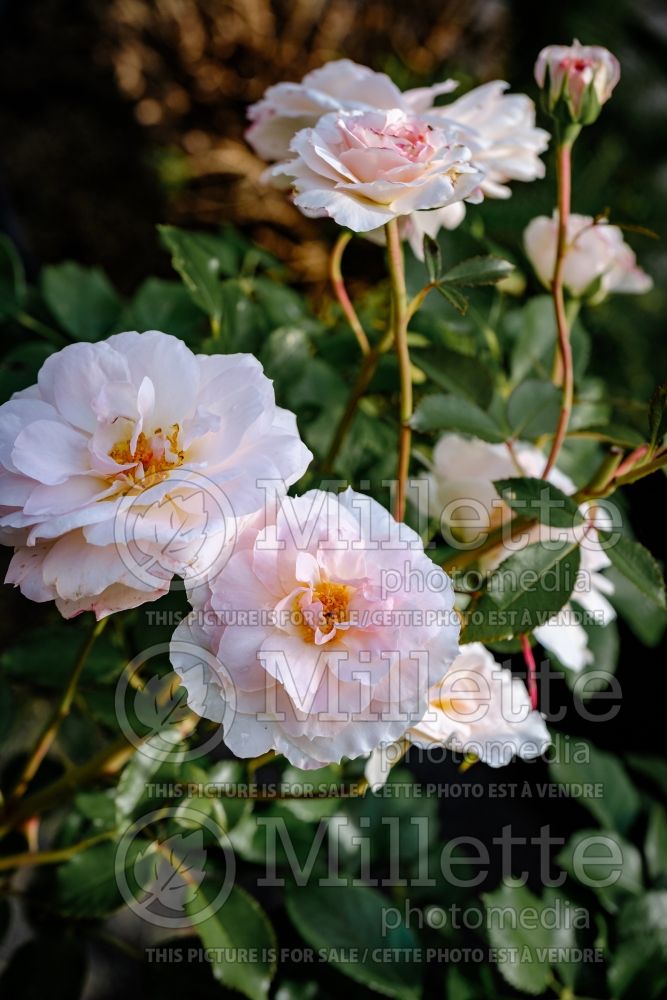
608,568,667,646
462,541,580,643
412,347,495,408
41,262,122,341
648,381,667,450
599,532,666,609
435,284,468,314
423,235,442,283
158,225,239,329
508,296,590,385
557,829,643,912
411,393,506,442
116,748,180,820
0,233,27,321
627,754,667,799
188,881,277,1000
494,477,583,528
440,255,514,288
609,892,667,999
123,278,205,343
506,378,562,439
482,882,554,995
56,840,145,918
572,423,645,447
548,733,641,835
645,804,667,881
286,883,421,999
342,767,438,864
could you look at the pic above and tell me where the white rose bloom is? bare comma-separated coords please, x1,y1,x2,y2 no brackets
246,58,457,162
248,61,548,252
0,331,311,619
365,642,550,788
171,488,460,769
524,213,653,299
400,82,550,257
419,434,616,672
269,109,484,233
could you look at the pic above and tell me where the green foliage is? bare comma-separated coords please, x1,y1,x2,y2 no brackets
41,262,122,341
548,733,641,835
188,881,277,1000
599,532,667,609
411,393,506,441
0,114,665,998
494,477,583,528
286,882,421,999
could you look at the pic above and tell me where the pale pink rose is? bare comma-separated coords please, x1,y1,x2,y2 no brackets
524,213,653,298
418,434,615,673
246,59,457,162
249,61,547,253
535,40,620,121
0,331,311,619
360,81,549,256
171,488,460,769
269,109,484,233
398,81,550,256
365,642,550,785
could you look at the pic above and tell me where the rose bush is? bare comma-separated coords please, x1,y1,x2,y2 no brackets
0,33,665,1000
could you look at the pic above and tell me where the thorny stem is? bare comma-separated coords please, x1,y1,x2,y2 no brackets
385,218,412,522
543,140,574,479
330,231,371,356
4,617,108,812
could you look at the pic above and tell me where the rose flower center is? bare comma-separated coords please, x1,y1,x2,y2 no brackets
298,580,352,642
109,424,184,485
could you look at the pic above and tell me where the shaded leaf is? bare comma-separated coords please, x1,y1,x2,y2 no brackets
42,262,122,341
411,393,506,442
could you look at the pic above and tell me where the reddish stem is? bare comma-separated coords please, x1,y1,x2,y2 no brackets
330,231,370,356
520,634,539,710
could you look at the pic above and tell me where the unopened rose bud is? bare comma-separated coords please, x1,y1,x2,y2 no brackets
534,40,620,126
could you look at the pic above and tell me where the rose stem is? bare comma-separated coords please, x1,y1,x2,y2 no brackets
543,139,575,478
520,634,539,710
385,218,412,522
330,231,371,356
3,617,108,812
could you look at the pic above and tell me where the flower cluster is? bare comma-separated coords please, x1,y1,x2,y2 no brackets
248,58,549,252
419,434,616,673
4,40,652,781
